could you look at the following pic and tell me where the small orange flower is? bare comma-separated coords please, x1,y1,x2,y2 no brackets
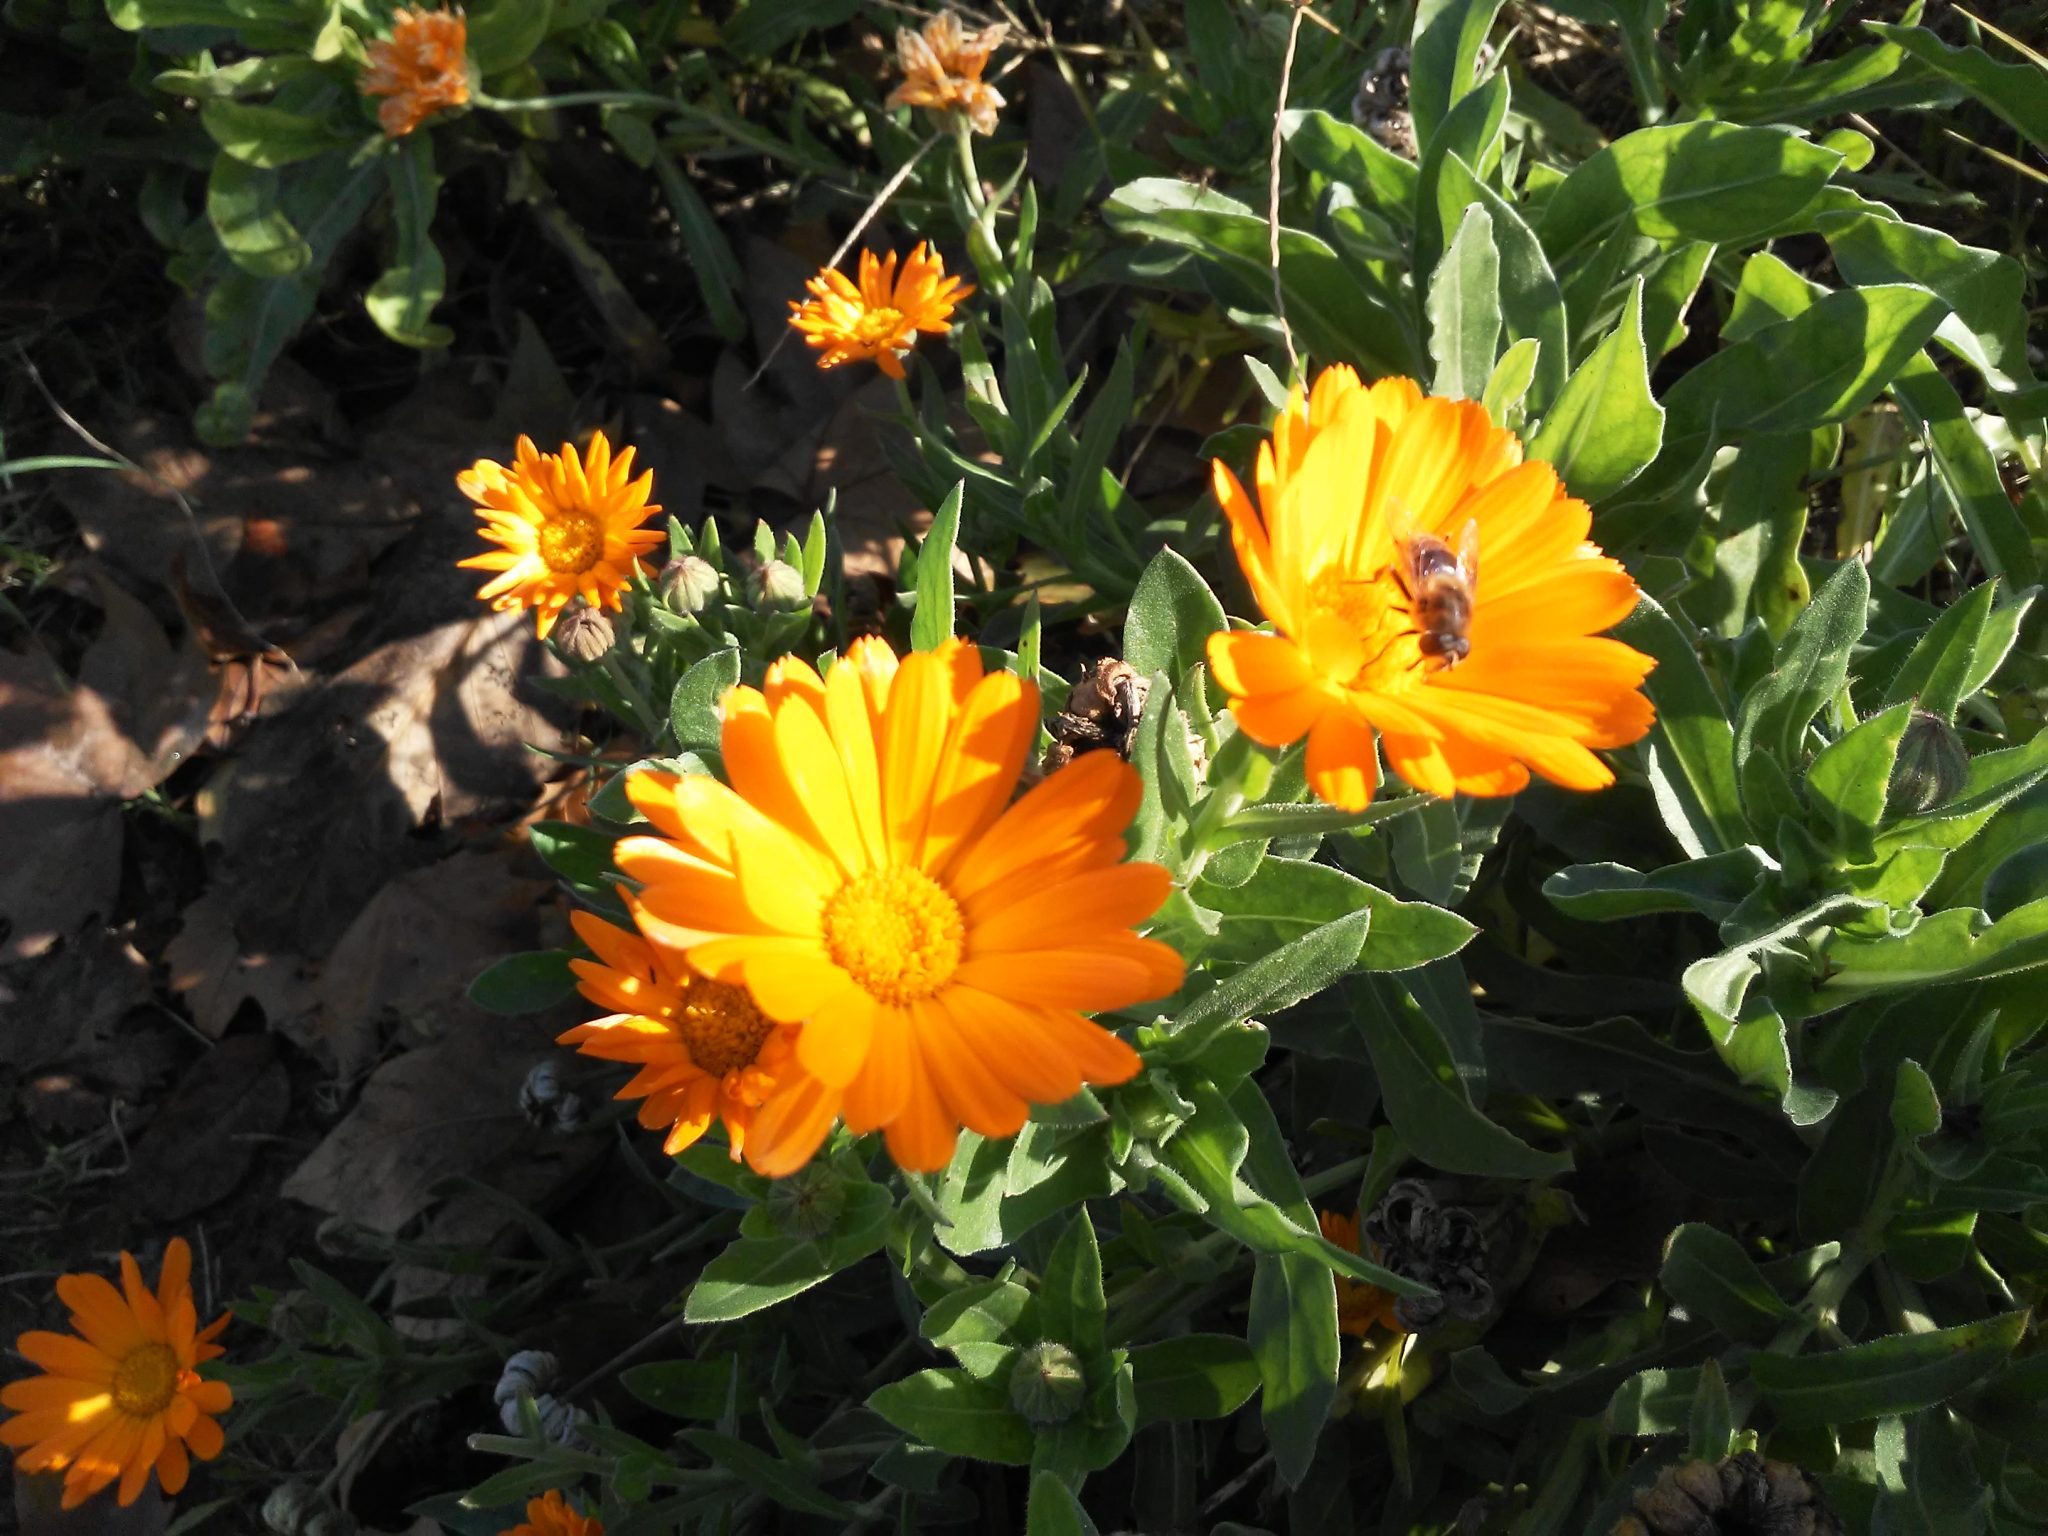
615,637,1183,1176
561,909,807,1166
788,243,973,381
457,431,664,640
502,1488,603,1536
0,1238,232,1510
1208,366,1657,811
361,6,470,138
887,11,1008,135
1319,1211,1401,1339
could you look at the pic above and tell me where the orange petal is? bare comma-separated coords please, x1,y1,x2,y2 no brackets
1305,707,1382,811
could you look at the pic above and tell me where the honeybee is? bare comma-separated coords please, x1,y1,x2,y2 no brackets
1386,505,1480,668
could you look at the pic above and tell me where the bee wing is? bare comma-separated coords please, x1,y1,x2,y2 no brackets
1454,517,1481,589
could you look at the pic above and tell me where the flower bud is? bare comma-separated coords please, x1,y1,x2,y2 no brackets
263,1480,324,1535
552,602,615,663
661,554,721,616
748,558,810,613
1887,709,1969,816
765,1163,847,1241
1009,1340,1087,1426
266,1288,325,1345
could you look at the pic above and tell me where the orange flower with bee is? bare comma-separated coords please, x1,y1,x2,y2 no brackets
1206,367,1657,811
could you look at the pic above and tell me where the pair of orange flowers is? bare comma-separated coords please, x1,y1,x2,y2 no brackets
457,366,1654,1178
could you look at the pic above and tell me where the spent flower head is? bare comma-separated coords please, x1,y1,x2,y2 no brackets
887,11,1008,135
361,6,469,138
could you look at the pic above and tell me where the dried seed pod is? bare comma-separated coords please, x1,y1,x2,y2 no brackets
1045,658,1150,772
1351,47,1416,160
1614,1451,1842,1536
552,601,616,663
1365,1178,1440,1257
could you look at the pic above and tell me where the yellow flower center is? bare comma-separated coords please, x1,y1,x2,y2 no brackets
823,866,965,1005
536,507,604,575
675,980,776,1076
1308,567,1418,691
852,307,907,347
111,1342,180,1418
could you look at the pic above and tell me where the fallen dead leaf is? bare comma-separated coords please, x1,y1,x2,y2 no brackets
0,923,151,1070
309,848,556,1077
162,887,316,1040
191,606,572,961
126,1034,290,1222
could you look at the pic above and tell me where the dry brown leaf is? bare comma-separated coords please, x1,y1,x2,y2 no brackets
0,923,151,1070
126,1034,290,1221
162,887,315,1040
280,1011,589,1236
191,607,571,959
310,848,555,1077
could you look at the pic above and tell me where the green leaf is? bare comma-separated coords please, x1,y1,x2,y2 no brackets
1527,277,1663,503
685,1185,892,1322
366,135,452,349
1025,1472,1095,1536
201,100,349,169
1250,1252,1337,1489
670,648,740,751
1129,1335,1261,1426
1543,847,1776,923
107,0,240,27
911,481,964,652
869,1369,1036,1466
1409,0,1507,153
1880,579,2007,722
1688,1359,1736,1462
1659,1224,1799,1344
466,0,553,75
1820,210,2036,394
1891,355,2039,586
1436,153,1569,410
1194,857,1473,972
206,156,310,278
1616,595,1747,857
1482,337,1542,427
1282,109,1420,227
1103,179,1420,376
1867,23,2048,150
1750,1312,2027,1427
1355,976,1572,1178
1805,701,1913,856
527,820,620,892
1816,898,2048,1007
1037,1211,1107,1367
467,951,578,1015
1735,560,1870,774
1158,910,1371,1063
1124,548,1226,684
1538,122,1841,264
1606,1366,1702,1437
619,1358,737,1420
1425,204,1501,403
651,149,745,344
679,1429,855,1518
1664,286,1949,443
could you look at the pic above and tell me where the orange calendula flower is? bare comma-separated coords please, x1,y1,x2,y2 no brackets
787,243,973,380
1319,1210,1401,1339
561,909,805,1165
502,1488,603,1536
617,637,1184,1176
886,11,1008,134
361,6,470,138
1,1238,231,1510
457,431,664,640
1207,366,1656,811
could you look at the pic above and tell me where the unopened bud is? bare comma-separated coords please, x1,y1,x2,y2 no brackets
1887,709,1969,816
1009,1340,1086,1426
661,554,721,616
263,1480,323,1535
765,1163,847,1241
553,602,615,663
266,1288,324,1345
748,558,809,612
519,1059,585,1134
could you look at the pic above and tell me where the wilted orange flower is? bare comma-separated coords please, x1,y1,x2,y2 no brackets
561,909,806,1166
788,243,972,381
887,11,1008,135
457,431,664,640
617,638,1183,1176
361,6,469,138
1,1238,231,1510
502,1488,603,1536
1320,1210,1401,1338
1208,366,1656,811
